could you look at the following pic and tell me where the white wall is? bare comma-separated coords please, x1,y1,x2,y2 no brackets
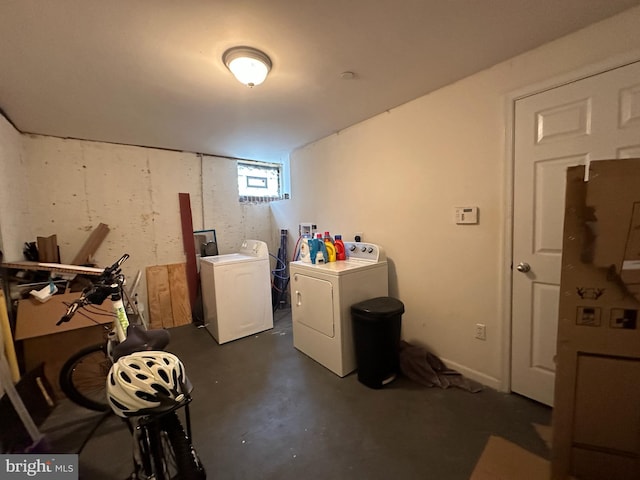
0,116,31,261
271,6,640,388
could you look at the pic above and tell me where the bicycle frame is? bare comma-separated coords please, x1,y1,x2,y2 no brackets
112,295,130,344
104,293,132,362
133,397,195,479
57,254,168,411
58,253,134,356
57,254,204,479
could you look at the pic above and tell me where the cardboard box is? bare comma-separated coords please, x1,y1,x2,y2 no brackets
471,436,551,480
553,159,640,479
469,425,574,480
14,293,113,399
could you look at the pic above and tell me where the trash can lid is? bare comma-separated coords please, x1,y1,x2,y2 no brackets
351,296,405,318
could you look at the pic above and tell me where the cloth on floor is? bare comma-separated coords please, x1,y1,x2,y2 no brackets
399,340,483,393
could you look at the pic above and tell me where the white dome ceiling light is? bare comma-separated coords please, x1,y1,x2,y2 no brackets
223,47,272,87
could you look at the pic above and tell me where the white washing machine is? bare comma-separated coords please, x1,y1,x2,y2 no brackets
200,239,273,344
290,242,388,376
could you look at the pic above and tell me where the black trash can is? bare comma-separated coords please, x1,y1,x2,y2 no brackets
351,297,404,389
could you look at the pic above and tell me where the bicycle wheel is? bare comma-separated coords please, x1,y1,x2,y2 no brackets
59,343,111,412
147,412,206,480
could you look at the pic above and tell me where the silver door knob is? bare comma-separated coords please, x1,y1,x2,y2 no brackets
516,262,531,273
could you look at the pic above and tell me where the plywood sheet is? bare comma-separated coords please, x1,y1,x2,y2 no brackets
167,263,191,326
146,265,173,329
146,263,192,328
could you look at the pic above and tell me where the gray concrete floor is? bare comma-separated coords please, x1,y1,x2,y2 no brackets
43,308,551,479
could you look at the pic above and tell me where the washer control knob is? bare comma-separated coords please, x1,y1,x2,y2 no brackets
361,246,367,252
349,245,357,252
367,247,374,253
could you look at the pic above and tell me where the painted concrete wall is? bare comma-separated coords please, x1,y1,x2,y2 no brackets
271,6,640,388
0,116,31,261
22,136,203,311
19,136,275,311
0,116,27,397
201,154,276,254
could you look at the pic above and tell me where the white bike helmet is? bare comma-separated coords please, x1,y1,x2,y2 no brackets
106,351,193,417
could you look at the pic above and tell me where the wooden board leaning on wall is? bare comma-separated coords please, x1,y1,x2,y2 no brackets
146,263,192,328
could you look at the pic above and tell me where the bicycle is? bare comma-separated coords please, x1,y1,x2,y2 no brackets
56,254,206,479
108,350,206,480
57,254,167,411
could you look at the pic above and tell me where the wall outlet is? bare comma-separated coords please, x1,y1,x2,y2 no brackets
354,232,363,241
475,323,486,340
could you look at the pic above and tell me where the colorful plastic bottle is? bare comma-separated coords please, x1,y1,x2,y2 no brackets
299,236,312,263
309,237,319,264
334,234,346,261
324,239,336,262
314,235,326,264
322,231,336,262
316,240,326,264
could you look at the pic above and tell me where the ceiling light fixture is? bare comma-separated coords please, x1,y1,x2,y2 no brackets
223,47,272,87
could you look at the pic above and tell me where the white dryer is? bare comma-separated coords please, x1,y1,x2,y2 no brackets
200,239,273,344
290,242,388,376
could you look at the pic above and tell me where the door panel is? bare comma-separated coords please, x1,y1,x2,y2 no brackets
531,282,559,372
293,274,335,337
534,155,587,254
535,98,591,143
620,84,640,127
511,60,640,406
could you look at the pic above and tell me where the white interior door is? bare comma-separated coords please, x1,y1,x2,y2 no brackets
511,61,640,406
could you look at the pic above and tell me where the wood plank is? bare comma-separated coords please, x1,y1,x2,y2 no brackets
145,265,173,328
167,263,191,326
36,234,59,263
178,193,198,308
0,290,20,382
0,261,104,276
71,223,110,265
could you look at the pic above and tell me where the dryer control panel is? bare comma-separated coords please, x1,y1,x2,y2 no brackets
344,242,386,262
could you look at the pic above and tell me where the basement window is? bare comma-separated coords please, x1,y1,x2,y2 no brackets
237,160,288,203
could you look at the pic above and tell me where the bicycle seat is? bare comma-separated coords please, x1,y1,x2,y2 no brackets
112,324,171,361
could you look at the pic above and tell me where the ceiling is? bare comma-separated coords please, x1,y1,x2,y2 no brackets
1,1,638,162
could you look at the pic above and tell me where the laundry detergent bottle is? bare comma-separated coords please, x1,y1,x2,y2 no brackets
315,235,327,264
324,232,337,262
308,237,319,264
334,234,346,261
299,236,312,263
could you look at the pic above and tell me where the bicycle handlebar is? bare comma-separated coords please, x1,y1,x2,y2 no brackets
56,299,86,325
100,253,129,279
56,254,130,325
